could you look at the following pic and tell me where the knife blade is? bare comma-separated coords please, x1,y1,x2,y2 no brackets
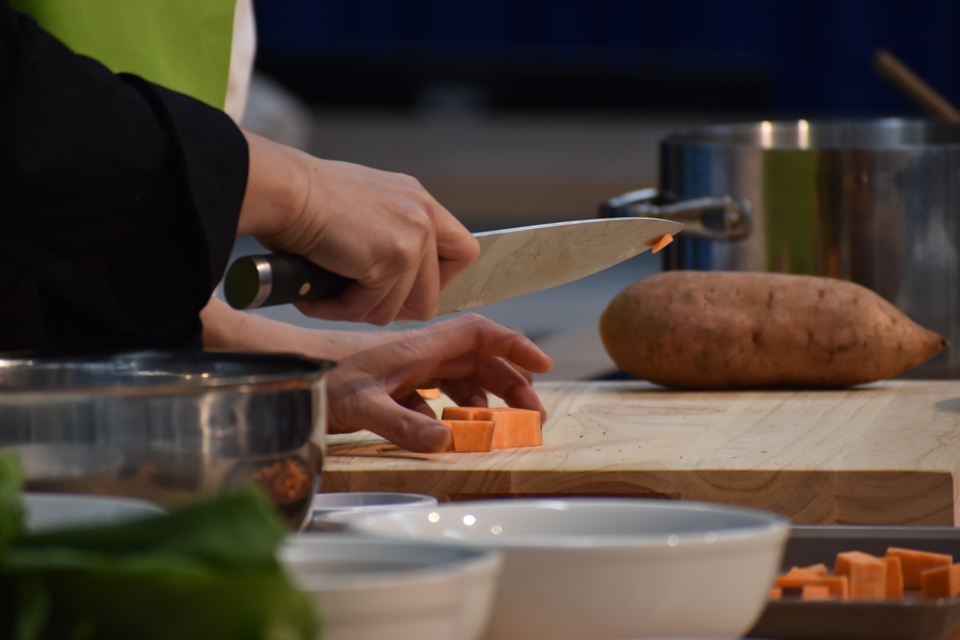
223,217,683,314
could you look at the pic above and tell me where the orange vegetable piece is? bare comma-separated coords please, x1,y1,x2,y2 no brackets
769,587,782,600
884,555,904,599
774,575,849,599
648,233,674,254
417,388,441,399
476,407,543,449
802,584,832,600
921,563,960,598
441,406,484,420
886,548,953,589
441,420,496,453
833,551,887,601
800,563,829,577
441,407,542,449
784,564,828,580
826,575,849,599
783,568,813,581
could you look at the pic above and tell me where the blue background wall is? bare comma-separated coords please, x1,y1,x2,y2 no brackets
254,0,960,116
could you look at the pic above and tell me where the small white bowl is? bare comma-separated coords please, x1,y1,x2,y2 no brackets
279,535,502,640
338,499,789,640
308,492,436,530
22,492,165,532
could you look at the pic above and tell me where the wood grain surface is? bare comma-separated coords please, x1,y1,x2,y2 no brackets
322,380,960,525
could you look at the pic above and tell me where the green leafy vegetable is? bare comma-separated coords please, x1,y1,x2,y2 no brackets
12,573,47,640
0,453,320,640
19,491,286,569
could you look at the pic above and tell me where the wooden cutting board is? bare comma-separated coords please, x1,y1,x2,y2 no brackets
322,380,960,525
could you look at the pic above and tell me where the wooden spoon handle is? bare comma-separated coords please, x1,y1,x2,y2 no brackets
873,48,960,121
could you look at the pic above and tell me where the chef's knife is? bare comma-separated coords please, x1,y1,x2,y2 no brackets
224,217,682,314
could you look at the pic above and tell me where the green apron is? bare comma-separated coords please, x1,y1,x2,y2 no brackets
11,0,237,110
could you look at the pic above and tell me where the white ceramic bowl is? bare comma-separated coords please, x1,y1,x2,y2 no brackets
308,492,437,530
337,499,789,640
21,492,165,532
279,535,503,640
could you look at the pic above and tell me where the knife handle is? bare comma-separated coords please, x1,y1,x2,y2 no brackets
224,254,351,310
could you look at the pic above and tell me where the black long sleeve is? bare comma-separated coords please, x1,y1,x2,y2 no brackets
0,3,248,354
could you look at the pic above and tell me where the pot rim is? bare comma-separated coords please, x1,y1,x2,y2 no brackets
661,117,960,150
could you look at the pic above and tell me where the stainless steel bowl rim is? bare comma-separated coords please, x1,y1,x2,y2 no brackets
0,350,335,395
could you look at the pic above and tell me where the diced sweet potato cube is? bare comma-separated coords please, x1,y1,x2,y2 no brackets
476,407,542,449
884,555,904,599
802,584,832,600
784,567,809,579
886,548,953,589
417,388,441,399
442,407,543,449
775,575,849,600
440,420,496,453
921,563,960,598
785,564,828,579
441,406,483,421
834,551,887,601
801,563,829,577
827,576,850,600
769,587,783,600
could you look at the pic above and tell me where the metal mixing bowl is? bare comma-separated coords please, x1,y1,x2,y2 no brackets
0,351,333,525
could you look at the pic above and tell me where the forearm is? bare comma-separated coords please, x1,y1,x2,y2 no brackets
236,130,309,238
201,298,310,353
200,297,389,361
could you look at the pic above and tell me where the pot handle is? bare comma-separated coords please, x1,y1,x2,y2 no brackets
599,188,752,241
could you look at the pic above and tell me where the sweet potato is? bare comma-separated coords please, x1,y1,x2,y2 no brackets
800,563,829,578
439,407,543,449
921,563,960,598
884,556,904,599
649,233,674,253
774,574,849,599
483,408,543,449
833,551,887,601
771,546,960,602
886,548,953,589
801,584,832,600
599,271,946,389
441,420,496,453
784,564,828,580
442,406,481,421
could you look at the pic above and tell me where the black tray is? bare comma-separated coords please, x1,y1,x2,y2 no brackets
748,525,960,640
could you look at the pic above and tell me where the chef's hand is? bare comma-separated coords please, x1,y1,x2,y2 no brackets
201,301,552,452
237,130,479,325
323,314,552,452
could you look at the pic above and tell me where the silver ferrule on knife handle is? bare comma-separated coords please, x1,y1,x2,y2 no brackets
600,189,752,241
247,256,273,308
224,254,351,310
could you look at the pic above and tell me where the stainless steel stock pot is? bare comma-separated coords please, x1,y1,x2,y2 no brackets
0,351,333,524
603,119,960,378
